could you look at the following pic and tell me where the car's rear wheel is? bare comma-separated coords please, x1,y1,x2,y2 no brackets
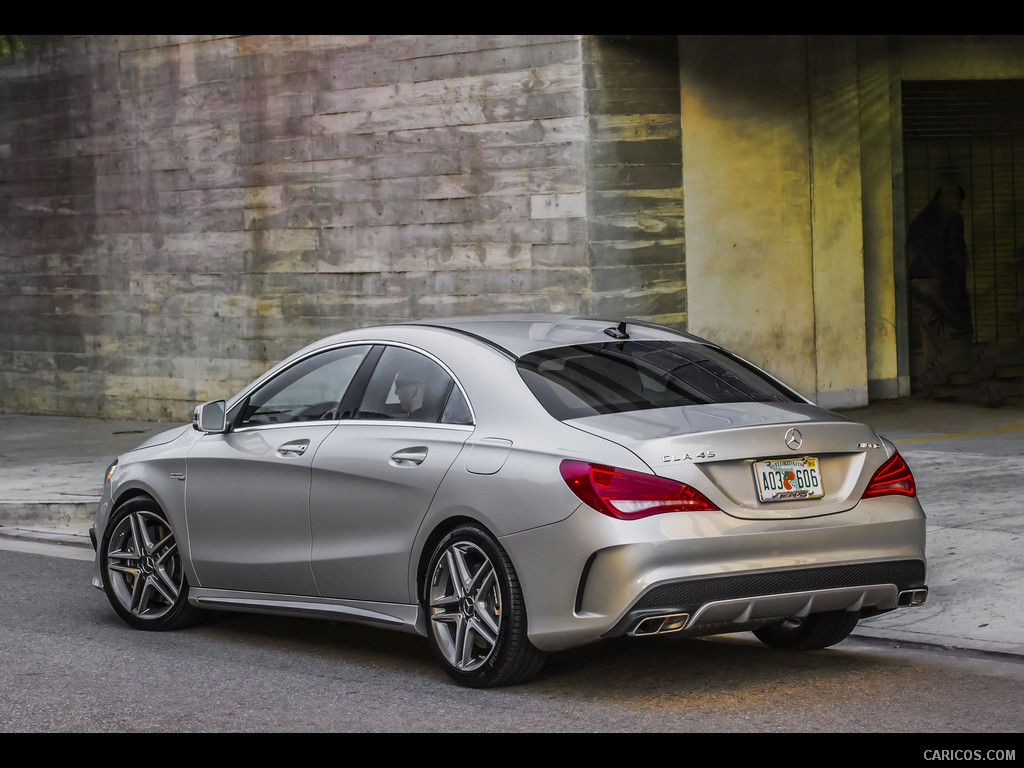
424,525,546,687
100,497,199,631
753,610,860,650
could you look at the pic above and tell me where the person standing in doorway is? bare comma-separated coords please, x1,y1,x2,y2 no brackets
908,182,974,397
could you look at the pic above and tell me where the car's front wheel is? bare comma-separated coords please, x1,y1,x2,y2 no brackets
424,525,546,687
100,497,199,631
753,610,860,650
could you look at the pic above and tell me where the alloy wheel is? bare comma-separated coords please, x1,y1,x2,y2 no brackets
105,508,184,621
427,540,502,672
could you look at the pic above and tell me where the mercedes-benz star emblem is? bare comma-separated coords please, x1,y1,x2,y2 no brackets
784,428,803,450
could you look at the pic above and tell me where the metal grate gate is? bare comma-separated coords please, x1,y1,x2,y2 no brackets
902,79,1024,347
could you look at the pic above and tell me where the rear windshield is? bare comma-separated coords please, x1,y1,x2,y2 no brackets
517,340,801,420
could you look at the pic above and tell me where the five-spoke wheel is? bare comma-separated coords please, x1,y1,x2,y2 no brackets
100,497,198,631
428,538,502,672
425,525,545,687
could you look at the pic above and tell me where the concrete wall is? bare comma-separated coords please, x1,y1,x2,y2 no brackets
583,37,685,324
3,35,1023,419
857,36,902,400
0,35,685,419
1,35,592,419
898,35,1024,80
807,37,869,408
679,35,869,407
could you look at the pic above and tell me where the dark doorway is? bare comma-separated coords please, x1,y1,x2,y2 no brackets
903,80,1024,345
902,80,1024,403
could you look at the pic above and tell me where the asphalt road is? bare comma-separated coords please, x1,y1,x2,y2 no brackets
3,546,1024,735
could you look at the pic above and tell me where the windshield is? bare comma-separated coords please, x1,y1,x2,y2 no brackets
517,340,802,420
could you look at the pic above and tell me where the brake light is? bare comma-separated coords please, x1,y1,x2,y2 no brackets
559,460,719,520
861,450,916,498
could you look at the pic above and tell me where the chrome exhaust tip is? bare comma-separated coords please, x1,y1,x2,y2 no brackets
630,613,689,636
898,588,928,607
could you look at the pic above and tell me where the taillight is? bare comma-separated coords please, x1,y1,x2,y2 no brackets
861,450,916,498
559,460,719,520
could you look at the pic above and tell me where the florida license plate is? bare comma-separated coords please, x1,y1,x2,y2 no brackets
754,457,824,502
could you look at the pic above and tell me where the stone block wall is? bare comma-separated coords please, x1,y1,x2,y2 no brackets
1,35,686,419
8,35,1024,420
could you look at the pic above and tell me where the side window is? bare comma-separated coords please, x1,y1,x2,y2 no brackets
440,386,472,425
356,346,469,424
239,345,370,427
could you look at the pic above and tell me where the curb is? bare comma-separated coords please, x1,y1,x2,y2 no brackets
0,500,99,527
0,524,93,549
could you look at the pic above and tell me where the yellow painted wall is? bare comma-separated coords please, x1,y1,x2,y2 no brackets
679,35,1024,408
857,37,903,399
680,35,869,407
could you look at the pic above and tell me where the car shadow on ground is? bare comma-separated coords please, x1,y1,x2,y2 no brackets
171,609,912,697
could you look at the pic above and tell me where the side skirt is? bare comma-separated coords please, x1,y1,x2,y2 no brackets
188,587,426,636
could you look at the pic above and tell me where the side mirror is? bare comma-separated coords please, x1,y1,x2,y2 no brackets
193,399,227,433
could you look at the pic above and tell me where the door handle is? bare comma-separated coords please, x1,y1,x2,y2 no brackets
390,447,428,466
277,439,310,456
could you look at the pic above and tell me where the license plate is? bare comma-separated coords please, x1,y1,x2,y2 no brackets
754,457,824,502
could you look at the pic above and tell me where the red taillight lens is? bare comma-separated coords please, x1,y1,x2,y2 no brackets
861,450,916,498
559,460,720,520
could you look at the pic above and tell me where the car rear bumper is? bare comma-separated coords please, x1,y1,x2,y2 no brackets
604,559,926,640
501,496,927,652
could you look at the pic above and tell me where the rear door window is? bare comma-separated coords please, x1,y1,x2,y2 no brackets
355,346,472,425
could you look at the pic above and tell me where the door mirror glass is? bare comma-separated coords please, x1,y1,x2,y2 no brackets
193,399,227,433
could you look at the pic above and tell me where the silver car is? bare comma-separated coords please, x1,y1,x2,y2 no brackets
91,315,928,687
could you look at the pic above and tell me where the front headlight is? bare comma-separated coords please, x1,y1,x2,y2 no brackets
104,459,118,485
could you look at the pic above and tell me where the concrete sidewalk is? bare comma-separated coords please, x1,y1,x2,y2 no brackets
2,400,1023,658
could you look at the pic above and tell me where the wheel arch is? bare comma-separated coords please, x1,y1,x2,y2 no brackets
110,485,158,512
97,493,202,630
105,483,198,587
414,514,490,603
417,516,547,686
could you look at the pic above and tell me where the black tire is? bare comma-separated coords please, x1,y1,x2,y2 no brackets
423,525,546,687
99,496,200,631
753,610,860,650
